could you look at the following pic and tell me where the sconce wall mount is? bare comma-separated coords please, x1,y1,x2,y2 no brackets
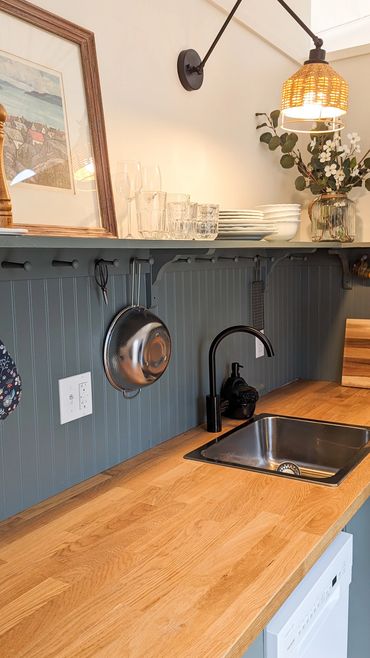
177,0,349,132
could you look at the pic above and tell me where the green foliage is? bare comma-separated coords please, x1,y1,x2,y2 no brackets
280,133,288,144
259,132,272,144
268,136,280,151
270,110,280,128
280,133,298,154
256,109,370,196
310,182,324,195
295,176,306,191
280,154,295,168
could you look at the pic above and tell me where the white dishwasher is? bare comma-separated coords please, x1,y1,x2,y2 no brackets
265,532,353,658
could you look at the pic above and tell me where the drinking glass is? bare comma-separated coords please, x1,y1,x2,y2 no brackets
166,194,191,239
141,165,162,192
194,204,219,240
116,161,142,238
136,191,167,239
188,202,198,239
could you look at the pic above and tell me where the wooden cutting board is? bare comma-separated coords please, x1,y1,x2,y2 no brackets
342,318,370,388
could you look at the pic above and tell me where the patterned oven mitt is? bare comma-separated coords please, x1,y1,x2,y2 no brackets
0,340,22,420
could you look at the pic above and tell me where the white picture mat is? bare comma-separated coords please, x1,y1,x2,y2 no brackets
1,12,101,227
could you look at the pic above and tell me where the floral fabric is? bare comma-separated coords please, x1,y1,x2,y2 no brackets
0,340,22,420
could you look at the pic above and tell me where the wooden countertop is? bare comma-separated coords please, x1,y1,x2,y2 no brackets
0,380,369,658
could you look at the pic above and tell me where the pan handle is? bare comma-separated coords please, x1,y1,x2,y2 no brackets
131,259,142,307
123,388,141,400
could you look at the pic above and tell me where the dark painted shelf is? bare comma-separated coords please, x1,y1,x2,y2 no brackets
0,236,369,250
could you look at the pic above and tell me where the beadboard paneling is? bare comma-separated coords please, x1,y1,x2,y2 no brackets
0,253,368,520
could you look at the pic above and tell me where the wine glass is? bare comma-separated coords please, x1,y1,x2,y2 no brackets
141,164,162,192
116,161,142,238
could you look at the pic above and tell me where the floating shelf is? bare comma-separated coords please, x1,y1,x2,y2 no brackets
0,236,370,250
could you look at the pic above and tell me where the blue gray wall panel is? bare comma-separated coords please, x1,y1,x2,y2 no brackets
0,252,369,520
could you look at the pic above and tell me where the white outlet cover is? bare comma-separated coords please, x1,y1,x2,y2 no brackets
59,372,92,425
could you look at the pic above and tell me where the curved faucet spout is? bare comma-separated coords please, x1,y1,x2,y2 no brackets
206,325,274,432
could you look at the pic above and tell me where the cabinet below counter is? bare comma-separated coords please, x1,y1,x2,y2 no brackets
0,380,369,658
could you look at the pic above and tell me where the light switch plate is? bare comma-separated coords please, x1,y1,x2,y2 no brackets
58,372,92,425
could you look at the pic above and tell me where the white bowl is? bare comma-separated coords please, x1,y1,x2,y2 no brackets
265,220,300,241
265,218,300,224
257,204,301,210
263,212,301,220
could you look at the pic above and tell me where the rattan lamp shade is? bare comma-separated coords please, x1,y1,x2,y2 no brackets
281,62,349,132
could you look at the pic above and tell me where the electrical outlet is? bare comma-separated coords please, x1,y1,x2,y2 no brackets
59,372,92,425
79,382,89,410
255,330,265,359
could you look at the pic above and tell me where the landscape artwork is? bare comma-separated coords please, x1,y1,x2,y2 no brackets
0,51,73,190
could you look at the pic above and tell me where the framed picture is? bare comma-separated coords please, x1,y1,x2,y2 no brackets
0,0,117,237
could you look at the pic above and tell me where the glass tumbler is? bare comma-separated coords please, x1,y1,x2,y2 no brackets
166,194,191,239
194,204,219,240
188,202,198,239
136,191,167,239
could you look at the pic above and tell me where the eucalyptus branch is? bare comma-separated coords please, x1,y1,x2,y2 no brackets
357,148,370,167
256,110,370,195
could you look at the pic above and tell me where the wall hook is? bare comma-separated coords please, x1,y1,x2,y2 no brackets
133,257,155,266
52,259,79,269
218,256,239,263
195,256,217,263
237,255,274,263
1,260,32,272
95,258,120,269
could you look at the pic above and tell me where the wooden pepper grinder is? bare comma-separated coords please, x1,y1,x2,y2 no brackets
0,104,12,227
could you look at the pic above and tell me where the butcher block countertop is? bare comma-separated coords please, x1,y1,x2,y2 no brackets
0,380,369,658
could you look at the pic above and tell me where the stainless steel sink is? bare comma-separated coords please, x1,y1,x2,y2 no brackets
184,414,370,485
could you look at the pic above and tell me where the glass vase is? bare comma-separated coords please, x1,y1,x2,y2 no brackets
309,193,355,243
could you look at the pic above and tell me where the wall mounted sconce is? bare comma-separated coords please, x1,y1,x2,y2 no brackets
177,0,348,133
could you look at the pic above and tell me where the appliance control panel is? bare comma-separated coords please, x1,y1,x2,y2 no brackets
265,532,353,658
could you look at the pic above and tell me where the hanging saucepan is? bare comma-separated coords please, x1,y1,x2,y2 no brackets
103,259,171,398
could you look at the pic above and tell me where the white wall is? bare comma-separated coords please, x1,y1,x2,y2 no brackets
208,0,310,61
331,53,370,241
312,1,370,53
29,0,308,235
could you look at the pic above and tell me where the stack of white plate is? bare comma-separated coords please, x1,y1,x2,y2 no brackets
256,204,301,241
218,209,277,240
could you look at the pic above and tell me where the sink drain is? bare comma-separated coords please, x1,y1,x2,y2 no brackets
277,461,301,476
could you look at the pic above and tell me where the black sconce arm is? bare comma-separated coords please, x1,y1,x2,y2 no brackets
178,0,324,91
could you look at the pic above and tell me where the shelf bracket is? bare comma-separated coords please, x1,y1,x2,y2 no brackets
328,249,352,290
148,248,212,307
264,249,316,291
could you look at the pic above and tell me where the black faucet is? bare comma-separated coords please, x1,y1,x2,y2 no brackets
206,325,274,432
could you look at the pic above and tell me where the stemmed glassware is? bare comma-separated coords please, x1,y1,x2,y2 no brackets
141,164,161,192
116,161,142,238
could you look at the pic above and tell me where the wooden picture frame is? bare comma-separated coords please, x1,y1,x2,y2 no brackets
0,0,117,237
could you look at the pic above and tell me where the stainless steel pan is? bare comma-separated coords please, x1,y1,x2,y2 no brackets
103,259,171,397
